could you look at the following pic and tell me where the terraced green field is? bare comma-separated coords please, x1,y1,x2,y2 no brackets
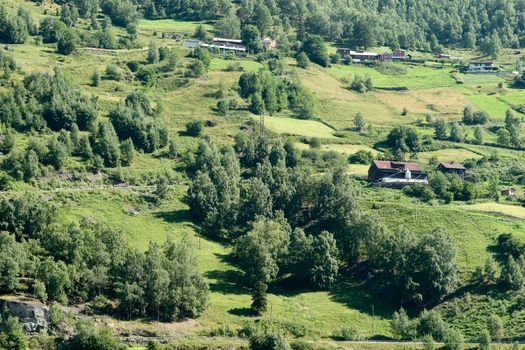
328,64,457,89
255,116,337,138
138,19,213,34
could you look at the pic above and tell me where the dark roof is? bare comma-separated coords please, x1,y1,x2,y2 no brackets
470,60,493,64
439,162,466,170
372,160,422,172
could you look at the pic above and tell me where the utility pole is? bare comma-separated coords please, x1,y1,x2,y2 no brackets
260,113,265,136
371,304,375,337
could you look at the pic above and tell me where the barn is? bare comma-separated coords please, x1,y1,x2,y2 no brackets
367,160,428,187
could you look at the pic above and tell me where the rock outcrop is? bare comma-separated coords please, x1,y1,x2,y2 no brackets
0,298,50,334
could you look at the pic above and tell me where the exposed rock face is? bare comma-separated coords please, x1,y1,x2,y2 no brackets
0,299,50,334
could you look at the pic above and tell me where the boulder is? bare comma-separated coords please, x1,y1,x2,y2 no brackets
0,298,50,334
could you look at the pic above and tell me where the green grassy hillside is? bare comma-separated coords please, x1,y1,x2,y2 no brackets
1,2,525,348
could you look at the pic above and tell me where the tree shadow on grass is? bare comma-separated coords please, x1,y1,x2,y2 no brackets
204,252,247,296
327,277,394,319
228,307,252,317
154,209,195,226
205,268,247,295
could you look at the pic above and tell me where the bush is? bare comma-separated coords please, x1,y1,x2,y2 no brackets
478,329,491,350
417,310,447,342
126,60,140,72
185,120,204,137
349,74,373,93
105,64,123,81
296,52,310,69
249,332,290,350
56,28,78,55
348,150,374,164
335,326,362,341
443,328,464,350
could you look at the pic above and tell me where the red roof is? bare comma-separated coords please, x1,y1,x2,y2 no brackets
439,162,466,170
372,160,422,172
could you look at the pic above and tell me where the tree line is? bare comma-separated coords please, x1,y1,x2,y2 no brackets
130,0,525,52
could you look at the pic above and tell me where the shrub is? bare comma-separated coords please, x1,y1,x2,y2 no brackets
296,52,310,69
417,310,447,342
350,74,373,93
249,332,290,350
126,60,140,72
136,66,156,85
335,326,362,341
478,329,491,350
443,328,464,350
391,308,416,340
105,64,123,81
307,137,321,149
186,120,204,137
348,150,374,164
56,28,78,55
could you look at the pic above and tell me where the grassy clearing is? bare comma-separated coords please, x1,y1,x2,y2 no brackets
463,202,525,220
416,148,483,164
466,94,511,119
328,64,456,89
138,19,213,34
297,65,402,128
296,142,379,155
459,73,503,86
408,88,471,120
257,116,336,139
498,90,525,106
347,164,370,177
209,58,263,72
60,187,524,338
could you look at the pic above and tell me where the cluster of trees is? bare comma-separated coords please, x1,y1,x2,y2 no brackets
0,193,209,321
349,74,374,93
462,106,488,125
489,233,525,291
100,0,139,28
386,125,423,159
404,171,482,203
109,91,169,153
0,50,16,82
391,308,466,349
497,109,523,149
0,67,97,132
17,0,523,58
435,118,484,146
0,4,35,44
187,134,458,314
238,70,317,119
433,108,522,149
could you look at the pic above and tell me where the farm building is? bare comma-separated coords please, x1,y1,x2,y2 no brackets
468,61,498,72
380,49,411,61
182,38,246,55
182,39,202,49
437,162,467,180
338,48,409,62
368,160,429,187
436,54,463,60
182,37,275,55
501,188,516,197
337,48,379,62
